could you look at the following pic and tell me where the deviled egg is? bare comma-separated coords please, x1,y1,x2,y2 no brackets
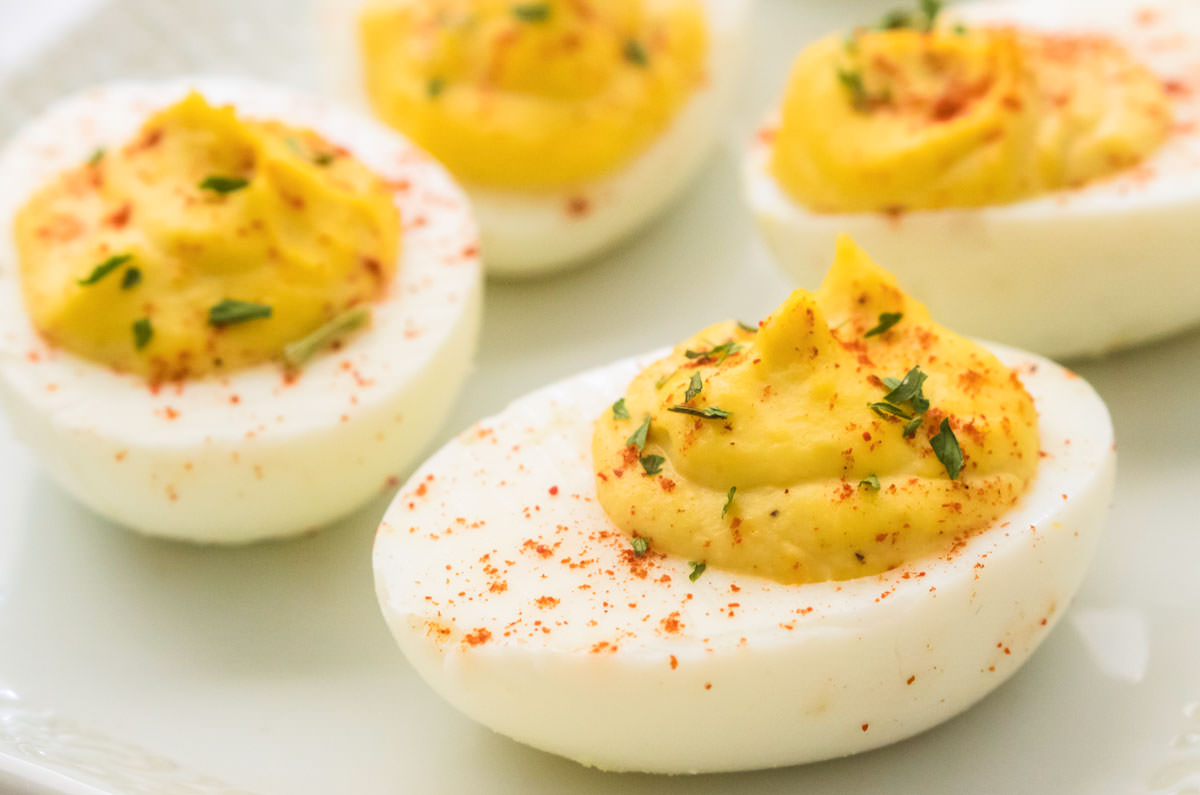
0,77,482,543
317,0,752,276
374,236,1115,772
746,0,1200,359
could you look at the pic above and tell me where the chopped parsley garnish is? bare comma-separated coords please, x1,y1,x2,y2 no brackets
77,253,132,286
427,77,446,99
882,376,901,390
668,405,730,420
87,148,106,166
870,401,913,421
865,312,903,338
876,0,942,32
624,39,649,67
684,372,703,403
737,320,758,334
931,418,964,479
921,0,944,26
884,365,930,413
640,454,665,476
286,136,335,166
631,537,649,557
209,299,273,327
879,8,913,29
903,415,924,438
132,317,153,350
612,398,630,420
627,415,651,452
512,3,550,22
121,267,142,290
721,486,736,519
688,560,707,583
837,67,870,112
199,175,250,195
859,474,881,491
953,22,968,35
282,307,370,369
684,340,742,363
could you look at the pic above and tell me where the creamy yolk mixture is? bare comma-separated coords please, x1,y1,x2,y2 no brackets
770,18,1171,212
358,0,708,189
593,236,1040,585
15,93,401,382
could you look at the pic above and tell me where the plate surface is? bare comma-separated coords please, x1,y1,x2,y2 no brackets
1,1,1199,793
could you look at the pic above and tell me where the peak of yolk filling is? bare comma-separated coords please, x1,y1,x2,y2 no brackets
357,0,708,190
14,92,401,382
592,236,1039,585
769,23,1171,213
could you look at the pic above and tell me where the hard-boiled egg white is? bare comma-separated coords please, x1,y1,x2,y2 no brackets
373,343,1115,773
746,0,1200,360
0,77,482,543
316,0,752,277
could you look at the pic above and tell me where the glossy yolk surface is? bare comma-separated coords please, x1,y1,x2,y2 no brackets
15,92,400,382
592,236,1039,585
358,0,708,189
770,24,1170,212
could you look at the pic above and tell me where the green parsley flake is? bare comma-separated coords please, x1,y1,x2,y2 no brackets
736,320,759,334
627,415,651,452
721,486,736,519
668,405,730,420
282,307,371,370
624,39,649,67
903,415,924,438
684,341,742,363
612,398,630,420
209,299,273,327
120,267,142,290
931,418,964,479
884,365,930,413
132,317,153,350
688,560,707,583
631,537,649,557
837,67,870,112
640,454,665,476
77,253,133,286
512,3,550,22
427,77,446,99
199,175,250,194
870,401,912,421
859,474,881,491
684,372,703,403
864,312,903,338
88,148,106,166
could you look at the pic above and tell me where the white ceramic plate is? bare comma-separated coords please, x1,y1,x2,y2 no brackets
0,1,1198,793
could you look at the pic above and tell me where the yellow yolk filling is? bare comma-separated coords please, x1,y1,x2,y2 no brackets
592,236,1039,585
770,24,1170,212
358,0,708,189
15,93,401,382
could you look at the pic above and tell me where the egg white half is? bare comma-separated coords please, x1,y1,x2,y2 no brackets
315,0,753,277
374,343,1115,773
0,76,483,543
745,0,1200,360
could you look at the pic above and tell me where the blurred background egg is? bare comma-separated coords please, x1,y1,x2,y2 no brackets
317,0,753,277
745,0,1200,359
